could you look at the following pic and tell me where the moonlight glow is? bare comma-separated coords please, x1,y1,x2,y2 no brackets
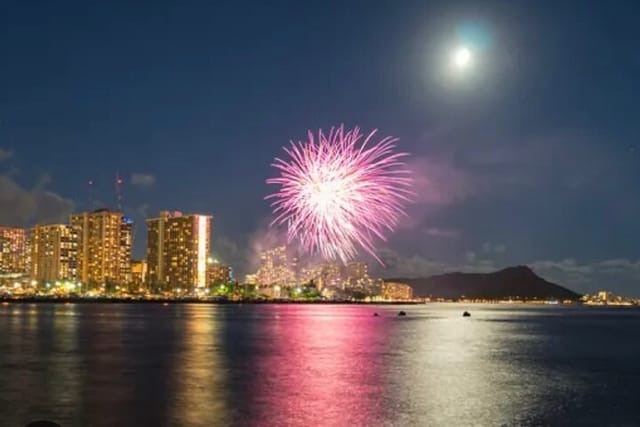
266,126,412,264
452,46,472,69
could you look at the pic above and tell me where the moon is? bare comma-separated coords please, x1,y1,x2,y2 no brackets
451,46,472,69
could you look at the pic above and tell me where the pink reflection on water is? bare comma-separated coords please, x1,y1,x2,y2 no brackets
249,305,393,426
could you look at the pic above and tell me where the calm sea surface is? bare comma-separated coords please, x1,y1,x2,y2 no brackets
0,303,639,427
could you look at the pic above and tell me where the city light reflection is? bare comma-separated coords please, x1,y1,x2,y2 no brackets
168,305,230,425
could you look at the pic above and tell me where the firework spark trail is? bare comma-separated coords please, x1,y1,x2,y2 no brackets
266,125,412,264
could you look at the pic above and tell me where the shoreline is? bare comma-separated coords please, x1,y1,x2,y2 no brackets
0,297,423,305
1,297,633,307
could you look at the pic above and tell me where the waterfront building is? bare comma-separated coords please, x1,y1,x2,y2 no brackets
257,284,284,299
300,265,323,287
346,261,368,281
30,224,78,284
207,260,232,285
319,262,343,289
70,209,133,287
131,259,147,290
381,281,414,300
0,226,29,278
582,290,634,306
343,261,372,290
146,211,212,291
255,246,296,287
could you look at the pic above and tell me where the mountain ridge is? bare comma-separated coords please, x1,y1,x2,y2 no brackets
386,265,581,300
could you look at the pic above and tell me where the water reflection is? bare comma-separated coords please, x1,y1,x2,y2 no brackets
0,304,638,426
385,306,585,426
75,304,134,425
46,305,81,421
0,304,81,425
168,305,229,425
244,305,391,426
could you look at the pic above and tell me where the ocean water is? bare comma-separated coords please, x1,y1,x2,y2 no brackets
0,303,639,427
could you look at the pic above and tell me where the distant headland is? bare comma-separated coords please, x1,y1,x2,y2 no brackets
387,265,581,301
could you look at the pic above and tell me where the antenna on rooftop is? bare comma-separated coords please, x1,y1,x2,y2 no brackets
115,172,124,211
88,179,94,209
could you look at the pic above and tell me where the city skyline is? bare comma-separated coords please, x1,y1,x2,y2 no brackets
1,2,640,295
0,209,384,283
0,207,420,302
2,208,632,303
0,188,638,297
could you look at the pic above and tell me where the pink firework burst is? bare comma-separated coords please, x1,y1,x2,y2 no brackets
266,125,412,264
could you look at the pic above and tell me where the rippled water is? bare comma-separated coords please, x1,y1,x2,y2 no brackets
0,303,639,426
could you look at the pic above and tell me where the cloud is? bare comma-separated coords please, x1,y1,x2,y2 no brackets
34,173,52,190
131,173,156,188
530,258,640,293
377,250,452,278
136,203,150,219
411,128,632,208
423,227,461,239
529,259,593,277
377,247,498,279
212,236,242,267
596,259,640,275
0,175,74,226
402,130,619,235
0,148,13,161
407,156,471,206
482,242,506,254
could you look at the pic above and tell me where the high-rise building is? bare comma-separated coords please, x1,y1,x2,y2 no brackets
300,265,323,286
319,262,343,289
30,224,78,284
207,261,232,285
344,261,373,292
146,211,211,291
255,246,296,287
131,259,147,290
0,226,29,277
70,209,133,287
346,262,368,281
381,281,413,300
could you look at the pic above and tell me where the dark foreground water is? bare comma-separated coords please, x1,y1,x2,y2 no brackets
1,304,639,427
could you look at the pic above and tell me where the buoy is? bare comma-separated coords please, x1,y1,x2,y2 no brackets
398,311,407,316
463,311,471,317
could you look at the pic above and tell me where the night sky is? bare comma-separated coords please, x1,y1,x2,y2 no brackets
1,1,639,295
